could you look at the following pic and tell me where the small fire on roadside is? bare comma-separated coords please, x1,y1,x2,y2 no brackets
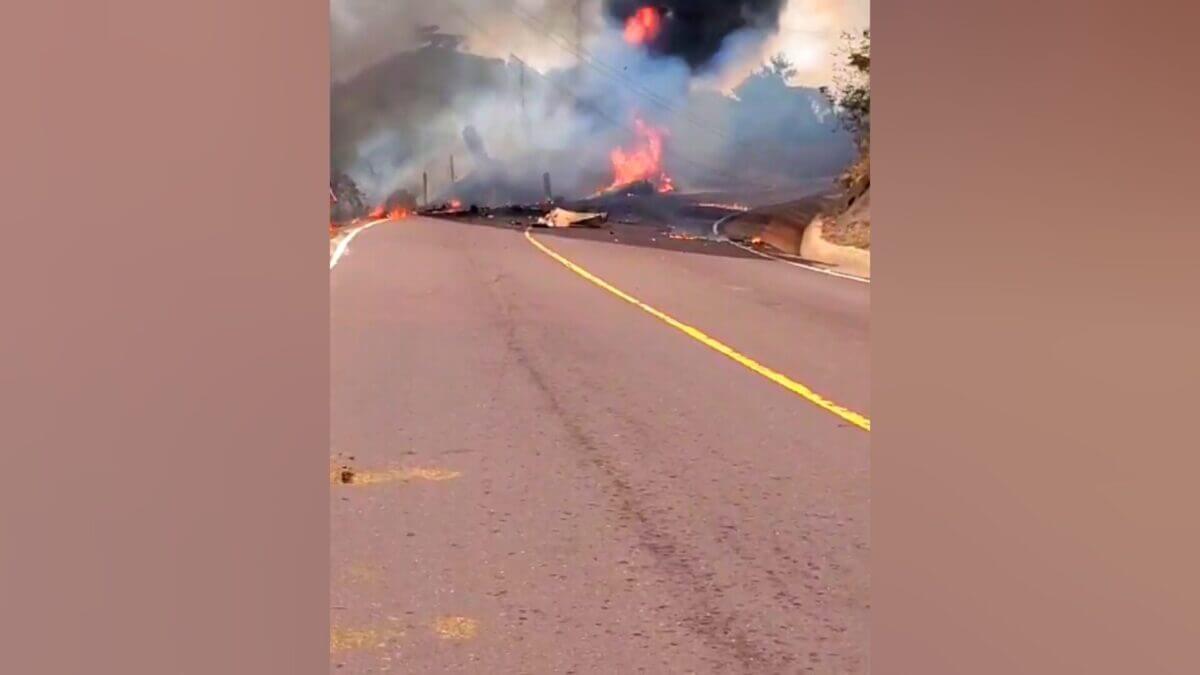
369,204,410,220
368,189,418,220
624,6,662,45
605,117,675,194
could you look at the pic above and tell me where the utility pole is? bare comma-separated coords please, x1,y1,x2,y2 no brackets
422,171,428,207
514,55,531,142
449,155,456,185
519,58,527,119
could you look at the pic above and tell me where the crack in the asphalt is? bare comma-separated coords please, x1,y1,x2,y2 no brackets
596,402,865,671
470,251,792,673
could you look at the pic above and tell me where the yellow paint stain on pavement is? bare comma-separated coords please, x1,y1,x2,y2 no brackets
328,454,458,485
330,626,405,653
345,467,462,486
524,229,871,432
433,616,478,641
338,563,383,586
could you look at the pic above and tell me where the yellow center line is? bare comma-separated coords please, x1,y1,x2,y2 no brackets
523,229,870,432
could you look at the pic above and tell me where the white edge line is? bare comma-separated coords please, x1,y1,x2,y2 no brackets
711,215,870,285
330,219,388,271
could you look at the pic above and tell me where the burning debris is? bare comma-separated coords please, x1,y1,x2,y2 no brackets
368,189,418,220
604,117,675,195
418,200,469,217
368,206,410,220
598,179,658,198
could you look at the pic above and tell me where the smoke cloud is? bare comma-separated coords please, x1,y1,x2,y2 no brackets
603,1,787,72
331,0,857,208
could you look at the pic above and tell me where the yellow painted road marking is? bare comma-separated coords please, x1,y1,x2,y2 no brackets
524,229,870,432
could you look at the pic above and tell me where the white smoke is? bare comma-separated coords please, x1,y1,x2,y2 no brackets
331,0,592,83
331,0,861,204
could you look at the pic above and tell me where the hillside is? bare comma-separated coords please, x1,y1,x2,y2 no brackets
331,44,856,203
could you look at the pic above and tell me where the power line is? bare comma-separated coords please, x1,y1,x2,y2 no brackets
500,4,803,188
441,1,774,189
503,4,735,144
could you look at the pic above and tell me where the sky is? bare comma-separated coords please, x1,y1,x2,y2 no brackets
771,0,870,86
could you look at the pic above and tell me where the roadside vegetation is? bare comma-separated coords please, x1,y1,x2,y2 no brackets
331,172,369,226
820,30,871,249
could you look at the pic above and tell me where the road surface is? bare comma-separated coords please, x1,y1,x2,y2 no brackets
331,216,869,673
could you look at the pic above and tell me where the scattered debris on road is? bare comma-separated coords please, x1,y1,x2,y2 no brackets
535,207,608,228
417,200,469,217
331,452,357,484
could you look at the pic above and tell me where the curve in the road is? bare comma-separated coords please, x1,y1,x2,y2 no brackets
523,228,871,432
711,215,870,284
330,218,389,270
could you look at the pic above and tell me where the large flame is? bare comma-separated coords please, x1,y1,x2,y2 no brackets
607,117,675,194
624,6,662,45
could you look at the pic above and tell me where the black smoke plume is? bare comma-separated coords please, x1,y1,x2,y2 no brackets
605,1,786,71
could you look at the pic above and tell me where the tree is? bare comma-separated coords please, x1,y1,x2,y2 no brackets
819,30,870,201
765,53,798,82
330,172,368,223
820,29,870,153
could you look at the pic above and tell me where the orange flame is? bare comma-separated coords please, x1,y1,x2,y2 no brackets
624,7,662,45
606,117,675,194
369,205,410,220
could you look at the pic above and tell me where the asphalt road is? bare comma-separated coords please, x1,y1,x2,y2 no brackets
331,216,869,673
